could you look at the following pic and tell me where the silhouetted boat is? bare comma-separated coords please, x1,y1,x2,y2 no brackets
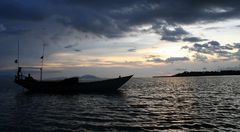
13,42,133,93
14,72,133,93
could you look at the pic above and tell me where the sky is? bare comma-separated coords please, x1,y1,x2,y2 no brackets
1,0,240,78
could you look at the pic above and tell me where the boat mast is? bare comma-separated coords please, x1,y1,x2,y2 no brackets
15,40,22,80
17,40,20,68
40,43,45,81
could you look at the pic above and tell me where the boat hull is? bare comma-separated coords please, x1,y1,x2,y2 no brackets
15,75,133,93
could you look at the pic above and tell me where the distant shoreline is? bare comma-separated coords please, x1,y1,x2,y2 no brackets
153,70,240,78
152,76,171,78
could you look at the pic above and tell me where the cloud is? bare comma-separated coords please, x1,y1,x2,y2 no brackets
57,0,240,37
182,41,240,61
64,44,75,49
74,49,81,52
234,50,240,60
208,41,220,47
0,0,47,21
165,57,190,63
204,26,222,30
160,26,189,42
221,44,234,50
1,0,240,37
0,24,6,32
147,56,190,63
183,41,230,55
192,53,208,62
183,37,207,42
233,43,240,49
147,58,165,63
64,44,81,52
128,48,136,52
0,24,30,35
152,24,207,42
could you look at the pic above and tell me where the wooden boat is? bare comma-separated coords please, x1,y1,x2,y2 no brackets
14,42,133,93
14,72,133,93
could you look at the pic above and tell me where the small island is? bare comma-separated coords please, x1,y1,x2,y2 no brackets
153,70,240,78
173,70,240,77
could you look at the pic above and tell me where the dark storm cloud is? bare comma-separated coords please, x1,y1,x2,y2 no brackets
0,0,48,21
160,26,189,42
152,24,207,42
1,0,240,37
147,56,190,63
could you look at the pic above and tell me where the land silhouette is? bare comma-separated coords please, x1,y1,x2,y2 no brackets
153,70,240,78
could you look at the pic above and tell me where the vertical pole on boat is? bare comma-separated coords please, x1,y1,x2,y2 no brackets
17,40,20,68
17,40,24,91
15,40,21,80
40,43,45,81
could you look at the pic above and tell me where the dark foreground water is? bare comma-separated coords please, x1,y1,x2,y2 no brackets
0,76,240,131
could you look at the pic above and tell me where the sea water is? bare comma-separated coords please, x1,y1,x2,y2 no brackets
0,76,239,131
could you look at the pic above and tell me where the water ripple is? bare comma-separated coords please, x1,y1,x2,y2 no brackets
0,76,240,131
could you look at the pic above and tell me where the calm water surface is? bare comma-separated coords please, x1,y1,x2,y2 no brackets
0,76,240,131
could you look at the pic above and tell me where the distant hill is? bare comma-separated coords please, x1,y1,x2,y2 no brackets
79,74,103,82
79,74,100,80
42,74,101,80
172,70,240,77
